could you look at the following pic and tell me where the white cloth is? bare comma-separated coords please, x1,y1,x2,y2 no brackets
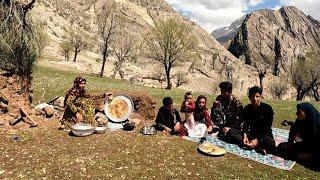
35,103,54,110
186,123,207,138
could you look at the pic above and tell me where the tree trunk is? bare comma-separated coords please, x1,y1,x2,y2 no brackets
296,88,305,101
73,51,78,62
259,75,264,91
100,51,108,77
112,60,123,79
165,70,172,90
312,85,320,101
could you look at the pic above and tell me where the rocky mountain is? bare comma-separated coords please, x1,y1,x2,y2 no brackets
211,15,246,44
228,6,320,76
29,0,259,95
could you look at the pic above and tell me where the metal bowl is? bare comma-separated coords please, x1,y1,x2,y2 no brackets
71,124,95,137
140,126,157,135
94,126,107,134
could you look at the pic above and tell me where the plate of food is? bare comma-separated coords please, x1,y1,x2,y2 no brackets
104,94,133,123
198,142,226,156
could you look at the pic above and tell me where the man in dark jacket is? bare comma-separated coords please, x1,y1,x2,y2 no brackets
211,81,243,145
155,97,181,135
242,86,275,155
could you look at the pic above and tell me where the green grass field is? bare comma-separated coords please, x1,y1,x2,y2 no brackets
0,65,319,179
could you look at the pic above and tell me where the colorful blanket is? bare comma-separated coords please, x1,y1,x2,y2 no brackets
184,128,296,170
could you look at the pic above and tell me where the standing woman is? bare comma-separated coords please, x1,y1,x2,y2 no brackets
278,102,320,168
60,76,111,129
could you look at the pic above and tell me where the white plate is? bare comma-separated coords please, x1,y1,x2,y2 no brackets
104,95,133,123
198,143,226,156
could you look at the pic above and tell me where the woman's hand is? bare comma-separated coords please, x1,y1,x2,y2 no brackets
243,134,250,145
76,112,84,122
222,127,230,133
104,92,113,100
213,101,220,108
250,138,259,148
248,138,258,148
207,125,213,133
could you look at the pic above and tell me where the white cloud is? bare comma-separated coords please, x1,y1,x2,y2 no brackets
248,0,264,6
281,0,320,20
164,0,320,34
165,0,265,33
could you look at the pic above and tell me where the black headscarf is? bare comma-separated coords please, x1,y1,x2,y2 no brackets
297,102,320,165
296,102,320,139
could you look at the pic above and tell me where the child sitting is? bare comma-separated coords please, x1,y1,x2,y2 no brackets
180,92,196,134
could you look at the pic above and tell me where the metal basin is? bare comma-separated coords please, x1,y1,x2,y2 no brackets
94,126,107,134
71,124,95,137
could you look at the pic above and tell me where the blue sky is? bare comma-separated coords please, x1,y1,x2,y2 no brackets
165,0,320,32
245,0,280,13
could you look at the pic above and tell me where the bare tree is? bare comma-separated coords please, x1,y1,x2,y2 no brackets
97,2,122,77
174,71,188,87
211,54,218,70
111,30,136,79
143,18,199,89
69,29,90,62
269,79,288,99
59,40,72,61
291,52,320,101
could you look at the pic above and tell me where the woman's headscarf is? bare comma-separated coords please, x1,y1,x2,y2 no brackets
296,102,320,139
64,76,87,106
297,102,320,165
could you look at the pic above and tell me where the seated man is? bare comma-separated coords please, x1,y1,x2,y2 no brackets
242,86,276,155
155,97,181,135
211,81,243,145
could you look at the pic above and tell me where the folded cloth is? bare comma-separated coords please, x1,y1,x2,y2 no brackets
187,123,207,138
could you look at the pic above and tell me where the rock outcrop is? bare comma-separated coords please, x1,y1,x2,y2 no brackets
228,6,320,75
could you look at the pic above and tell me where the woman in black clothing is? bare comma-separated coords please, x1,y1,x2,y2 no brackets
278,103,320,168
242,86,275,155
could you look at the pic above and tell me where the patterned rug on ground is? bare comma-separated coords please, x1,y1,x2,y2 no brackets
184,128,296,170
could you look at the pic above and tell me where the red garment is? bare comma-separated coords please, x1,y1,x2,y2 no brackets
194,107,213,128
180,100,195,113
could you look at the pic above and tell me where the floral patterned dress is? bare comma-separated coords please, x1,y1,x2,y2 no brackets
60,91,104,129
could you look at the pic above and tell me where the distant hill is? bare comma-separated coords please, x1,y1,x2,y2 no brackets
211,15,246,44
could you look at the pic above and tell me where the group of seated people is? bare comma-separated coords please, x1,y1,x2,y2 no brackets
60,76,319,169
155,81,320,168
